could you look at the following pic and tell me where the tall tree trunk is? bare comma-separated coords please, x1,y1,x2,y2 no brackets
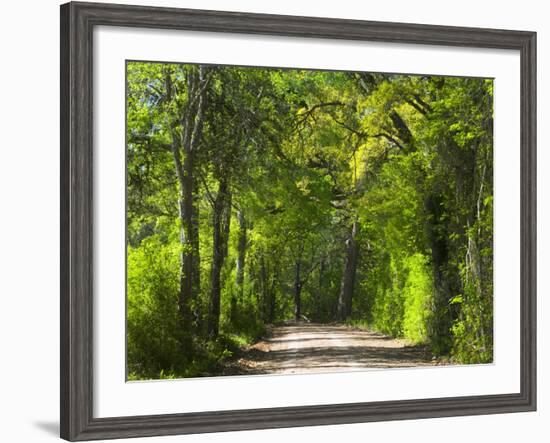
260,253,268,322
336,220,359,321
178,142,203,327
235,210,247,294
166,66,209,343
208,175,231,338
230,210,246,325
221,190,232,260
424,193,453,354
268,265,277,323
294,260,302,321
316,257,325,321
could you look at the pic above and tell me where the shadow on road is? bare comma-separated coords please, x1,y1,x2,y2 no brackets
223,322,440,375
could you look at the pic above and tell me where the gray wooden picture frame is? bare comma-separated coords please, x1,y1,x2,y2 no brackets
60,1,537,441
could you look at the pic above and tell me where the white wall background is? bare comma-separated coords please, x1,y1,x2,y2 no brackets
0,0,546,442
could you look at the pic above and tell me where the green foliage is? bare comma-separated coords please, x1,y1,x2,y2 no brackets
402,254,433,344
127,233,182,378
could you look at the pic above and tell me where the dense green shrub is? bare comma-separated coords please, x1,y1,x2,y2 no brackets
127,233,182,378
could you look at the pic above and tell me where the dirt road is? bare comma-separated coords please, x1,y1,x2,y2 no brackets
227,322,440,375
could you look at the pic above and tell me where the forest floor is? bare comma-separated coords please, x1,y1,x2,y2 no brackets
222,322,446,375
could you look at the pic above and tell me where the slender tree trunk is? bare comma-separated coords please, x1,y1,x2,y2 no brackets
208,198,222,338
316,257,325,321
208,175,231,338
235,210,247,292
235,210,247,289
336,220,359,321
249,260,260,313
268,265,277,323
230,211,246,326
424,193,453,354
221,191,232,260
465,228,485,343
260,253,268,322
294,260,302,321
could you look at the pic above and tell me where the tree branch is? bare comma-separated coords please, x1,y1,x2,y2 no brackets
197,168,216,207
295,101,345,128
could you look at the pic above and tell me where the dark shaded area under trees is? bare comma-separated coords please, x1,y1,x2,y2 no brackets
126,63,494,380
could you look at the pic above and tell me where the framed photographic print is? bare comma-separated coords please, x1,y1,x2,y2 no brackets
60,1,536,441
